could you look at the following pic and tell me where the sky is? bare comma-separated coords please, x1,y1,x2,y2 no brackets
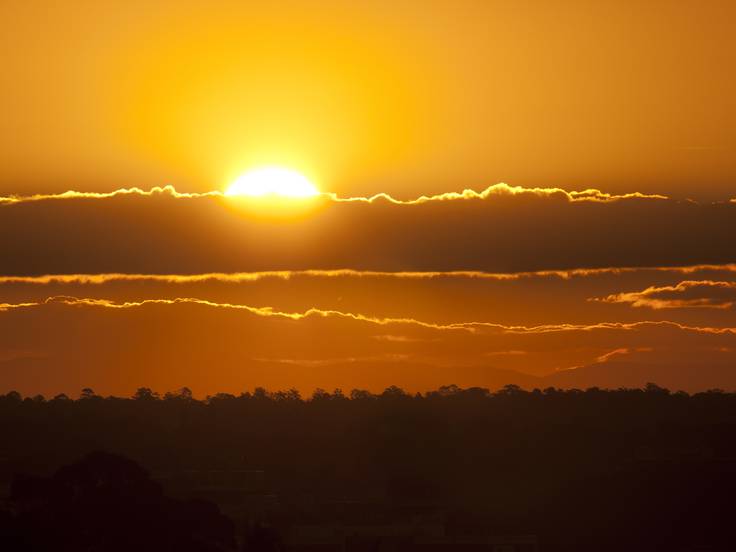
2,0,735,198
1,0,735,396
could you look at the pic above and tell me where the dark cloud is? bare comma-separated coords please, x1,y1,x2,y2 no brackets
1,187,735,275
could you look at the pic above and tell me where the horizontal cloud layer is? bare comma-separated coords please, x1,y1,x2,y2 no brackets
2,265,735,329
0,296,734,396
2,263,736,285
2,185,733,396
596,280,736,310
1,185,735,274
0,183,667,206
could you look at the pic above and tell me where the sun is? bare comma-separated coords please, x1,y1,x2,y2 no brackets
225,167,319,198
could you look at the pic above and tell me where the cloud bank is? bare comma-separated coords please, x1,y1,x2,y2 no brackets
1,265,735,330
1,185,735,274
1,185,733,395
0,296,734,396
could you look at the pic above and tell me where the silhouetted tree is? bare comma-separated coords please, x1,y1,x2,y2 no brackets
6,451,235,552
133,387,159,401
79,387,97,400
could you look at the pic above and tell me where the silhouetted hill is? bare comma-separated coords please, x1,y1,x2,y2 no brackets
545,357,736,391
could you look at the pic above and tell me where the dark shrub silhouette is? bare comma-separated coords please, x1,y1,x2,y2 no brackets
4,451,235,552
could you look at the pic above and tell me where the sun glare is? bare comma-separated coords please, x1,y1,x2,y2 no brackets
225,167,319,198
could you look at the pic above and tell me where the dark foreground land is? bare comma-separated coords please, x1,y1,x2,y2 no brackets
1,384,735,551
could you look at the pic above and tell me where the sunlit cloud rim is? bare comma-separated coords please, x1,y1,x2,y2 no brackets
1,296,734,336
593,280,736,310
0,183,677,207
3,263,736,285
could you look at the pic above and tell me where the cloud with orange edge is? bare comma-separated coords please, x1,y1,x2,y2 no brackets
1,184,735,274
594,280,736,310
0,183,670,206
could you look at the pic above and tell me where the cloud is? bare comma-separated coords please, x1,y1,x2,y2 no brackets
0,183,667,206
0,295,734,396
331,183,669,205
0,184,732,396
0,295,477,331
3,295,735,335
0,185,219,205
1,185,734,275
2,264,736,285
2,265,735,333
595,280,736,309
371,334,429,343
590,347,654,364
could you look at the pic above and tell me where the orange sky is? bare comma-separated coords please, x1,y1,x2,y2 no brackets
1,0,734,198
1,1,735,397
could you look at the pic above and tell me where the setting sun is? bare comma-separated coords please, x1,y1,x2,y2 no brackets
225,167,319,198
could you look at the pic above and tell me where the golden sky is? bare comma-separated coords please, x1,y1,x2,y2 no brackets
1,1,735,397
1,0,734,198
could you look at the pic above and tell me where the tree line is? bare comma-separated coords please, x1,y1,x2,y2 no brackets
1,383,735,551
